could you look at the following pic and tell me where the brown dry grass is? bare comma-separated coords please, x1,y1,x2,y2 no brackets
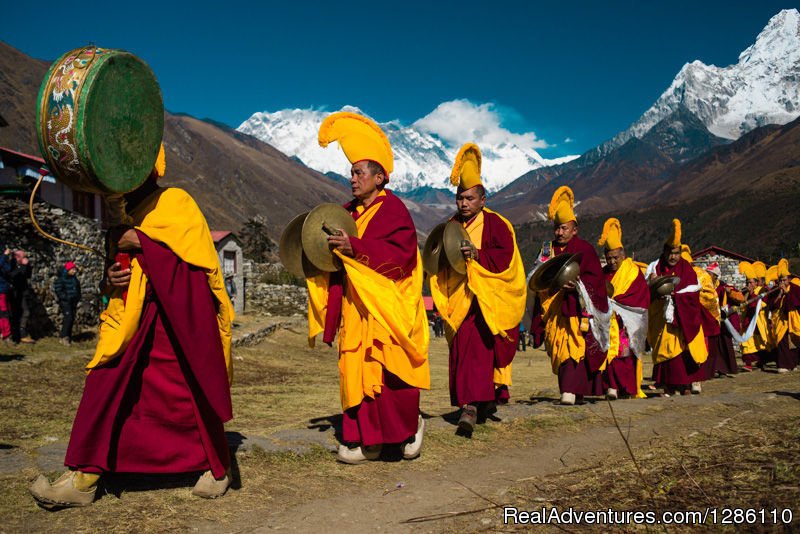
0,317,563,532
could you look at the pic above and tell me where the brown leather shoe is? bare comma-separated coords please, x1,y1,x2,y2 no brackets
192,470,231,498
458,405,478,433
29,471,98,509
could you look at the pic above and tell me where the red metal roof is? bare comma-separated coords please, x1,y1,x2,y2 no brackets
0,146,45,164
692,246,754,263
210,230,232,243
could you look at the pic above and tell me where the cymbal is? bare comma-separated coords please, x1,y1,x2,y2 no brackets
301,203,357,273
529,252,583,292
421,223,447,276
443,220,470,275
279,212,308,279
649,275,680,297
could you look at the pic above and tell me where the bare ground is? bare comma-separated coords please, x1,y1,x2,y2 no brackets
0,317,798,533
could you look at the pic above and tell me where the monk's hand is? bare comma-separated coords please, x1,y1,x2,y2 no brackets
562,280,577,291
327,229,354,257
108,261,131,289
116,228,141,251
461,243,478,261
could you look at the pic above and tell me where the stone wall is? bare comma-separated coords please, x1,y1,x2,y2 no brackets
0,197,105,337
694,252,746,288
243,260,307,316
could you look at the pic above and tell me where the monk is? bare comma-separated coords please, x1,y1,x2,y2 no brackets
706,263,743,376
30,145,235,508
647,219,708,396
680,245,721,386
598,218,649,400
310,112,429,464
768,259,800,373
738,261,771,371
428,144,526,434
531,186,611,405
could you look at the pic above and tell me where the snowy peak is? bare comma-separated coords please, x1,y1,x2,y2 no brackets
237,100,578,193
591,9,800,159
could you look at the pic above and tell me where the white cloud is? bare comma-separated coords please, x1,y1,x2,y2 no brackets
412,99,551,150
564,137,574,143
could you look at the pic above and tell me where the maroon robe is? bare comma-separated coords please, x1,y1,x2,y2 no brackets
741,285,770,367
449,210,519,407
65,233,231,478
651,258,706,388
769,282,800,371
710,282,739,375
602,264,649,396
545,236,609,396
326,191,421,446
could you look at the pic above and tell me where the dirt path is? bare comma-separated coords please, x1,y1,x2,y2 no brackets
196,370,800,533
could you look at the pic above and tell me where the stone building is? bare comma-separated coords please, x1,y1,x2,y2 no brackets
0,146,109,226
692,246,754,288
211,231,244,314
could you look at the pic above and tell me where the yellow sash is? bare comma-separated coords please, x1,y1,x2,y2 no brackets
429,209,526,340
647,298,707,365
89,188,234,383
307,193,430,410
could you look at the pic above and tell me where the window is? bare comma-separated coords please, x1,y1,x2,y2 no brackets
223,250,236,275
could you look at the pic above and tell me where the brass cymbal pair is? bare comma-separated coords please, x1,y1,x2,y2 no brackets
279,203,357,278
528,253,583,292
421,220,471,276
649,275,681,297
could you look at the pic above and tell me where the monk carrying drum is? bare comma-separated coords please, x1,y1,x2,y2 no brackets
30,47,234,508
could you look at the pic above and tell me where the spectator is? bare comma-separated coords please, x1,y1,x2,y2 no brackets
9,250,34,344
224,274,236,309
518,323,527,352
54,261,81,345
0,247,12,343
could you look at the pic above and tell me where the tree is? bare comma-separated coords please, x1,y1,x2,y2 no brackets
239,216,277,262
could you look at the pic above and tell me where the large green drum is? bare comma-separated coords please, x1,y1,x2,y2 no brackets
36,46,164,194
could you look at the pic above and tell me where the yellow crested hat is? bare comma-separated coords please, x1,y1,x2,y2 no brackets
153,143,166,178
778,258,790,277
665,219,681,248
752,261,767,280
318,111,393,177
739,261,755,280
766,265,778,284
681,244,693,264
598,217,623,250
548,186,576,225
450,143,482,190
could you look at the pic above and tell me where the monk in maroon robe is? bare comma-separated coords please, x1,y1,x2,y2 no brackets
30,174,234,508
602,256,649,398
531,190,610,406
650,247,707,394
323,159,427,464
448,199,519,428
707,267,742,376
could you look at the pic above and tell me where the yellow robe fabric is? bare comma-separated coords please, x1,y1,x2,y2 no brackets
606,258,646,398
540,289,584,374
740,286,770,355
428,209,527,388
307,193,430,411
648,277,708,367
694,267,721,323
89,188,234,382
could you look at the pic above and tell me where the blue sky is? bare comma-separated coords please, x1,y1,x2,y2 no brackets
2,1,793,157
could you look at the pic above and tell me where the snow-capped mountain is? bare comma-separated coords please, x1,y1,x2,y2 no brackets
592,8,800,159
237,103,577,193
